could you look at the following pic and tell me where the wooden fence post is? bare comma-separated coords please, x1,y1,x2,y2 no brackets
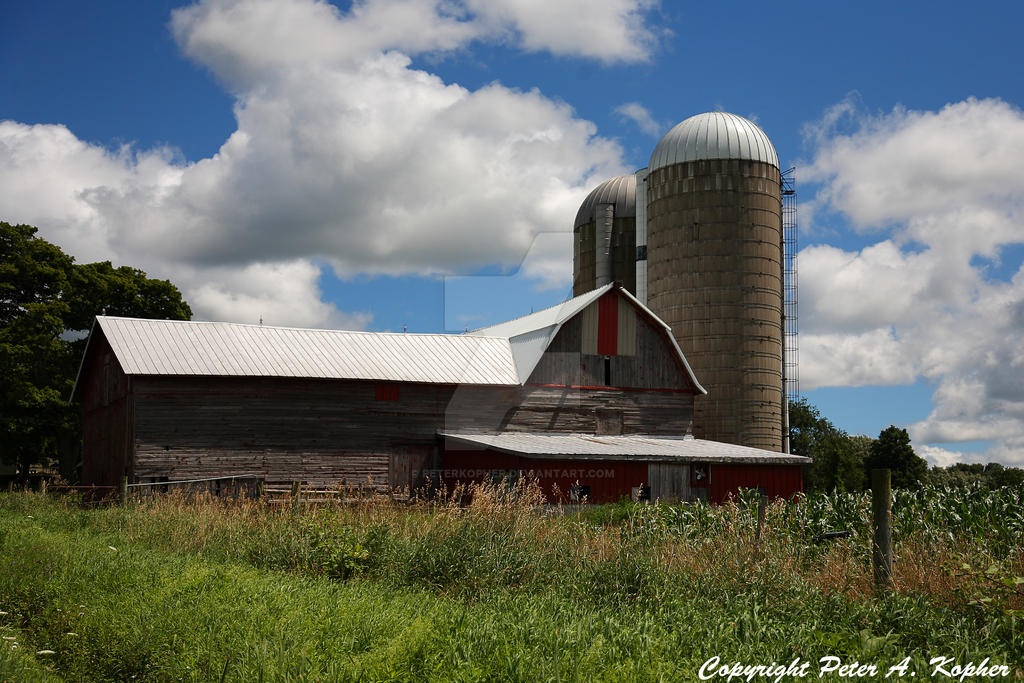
291,480,302,512
120,476,128,507
871,468,893,592
754,491,767,548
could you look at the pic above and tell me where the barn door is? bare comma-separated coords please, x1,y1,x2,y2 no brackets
647,463,691,503
389,442,431,496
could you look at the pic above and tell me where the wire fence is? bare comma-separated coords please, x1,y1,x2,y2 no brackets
125,475,263,501
47,475,401,507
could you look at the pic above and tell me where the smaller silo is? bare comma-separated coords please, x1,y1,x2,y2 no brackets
573,175,637,297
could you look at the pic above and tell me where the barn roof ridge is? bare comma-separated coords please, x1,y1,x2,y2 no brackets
95,315,507,339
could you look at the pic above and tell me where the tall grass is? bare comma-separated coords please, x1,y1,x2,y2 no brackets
0,483,1021,681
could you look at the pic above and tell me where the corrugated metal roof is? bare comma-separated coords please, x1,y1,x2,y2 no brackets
573,174,636,228
94,317,519,385
440,431,810,464
649,112,779,171
77,284,705,395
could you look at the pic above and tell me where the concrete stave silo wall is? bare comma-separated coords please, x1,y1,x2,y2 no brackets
645,158,783,450
573,216,637,297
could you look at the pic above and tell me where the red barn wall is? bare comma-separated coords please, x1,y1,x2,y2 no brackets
441,449,648,503
707,463,803,503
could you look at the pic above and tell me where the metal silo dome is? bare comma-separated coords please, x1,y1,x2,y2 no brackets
649,112,778,171
573,174,636,228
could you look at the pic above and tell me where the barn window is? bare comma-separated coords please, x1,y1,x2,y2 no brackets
631,484,650,502
570,484,591,502
691,463,709,488
375,383,400,401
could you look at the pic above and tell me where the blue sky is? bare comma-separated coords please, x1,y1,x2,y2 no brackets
2,0,1024,466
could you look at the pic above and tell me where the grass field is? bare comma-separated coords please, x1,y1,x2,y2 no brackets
0,483,1021,681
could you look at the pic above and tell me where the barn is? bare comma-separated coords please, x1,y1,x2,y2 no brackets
72,283,807,503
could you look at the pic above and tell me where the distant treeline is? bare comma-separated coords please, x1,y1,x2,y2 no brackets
925,461,1024,489
789,398,1023,492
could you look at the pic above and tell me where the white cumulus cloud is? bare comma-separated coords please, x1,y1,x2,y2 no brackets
0,0,659,326
800,97,1024,465
613,102,664,136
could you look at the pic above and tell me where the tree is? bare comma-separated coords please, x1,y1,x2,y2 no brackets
0,222,191,481
788,399,868,492
865,425,927,489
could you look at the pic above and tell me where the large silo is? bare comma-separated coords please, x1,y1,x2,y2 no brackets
573,174,636,297
643,112,784,451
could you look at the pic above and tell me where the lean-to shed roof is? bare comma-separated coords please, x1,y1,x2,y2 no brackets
440,431,810,464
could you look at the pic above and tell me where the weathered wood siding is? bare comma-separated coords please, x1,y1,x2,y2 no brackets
648,462,692,503
509,296,696,435
443,384,692,436
500,386,692,435
531,302,695,391
80,333,132,486
130,376,448,489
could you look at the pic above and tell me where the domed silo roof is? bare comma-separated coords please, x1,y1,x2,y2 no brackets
649,112,778,171
573,174,637,228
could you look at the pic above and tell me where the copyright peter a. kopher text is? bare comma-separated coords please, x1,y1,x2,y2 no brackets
698,656,1012,681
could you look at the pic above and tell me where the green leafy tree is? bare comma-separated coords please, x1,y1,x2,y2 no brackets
837,434,872,492
865,425,927,489
984,462,1024,489
0,222,191,481
788,399,868,492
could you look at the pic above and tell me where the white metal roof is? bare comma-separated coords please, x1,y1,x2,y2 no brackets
468,284,705,392
573,174,636,228
440,431,809,464
649,112,779,171
75,285,705,395
91,317,519,385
